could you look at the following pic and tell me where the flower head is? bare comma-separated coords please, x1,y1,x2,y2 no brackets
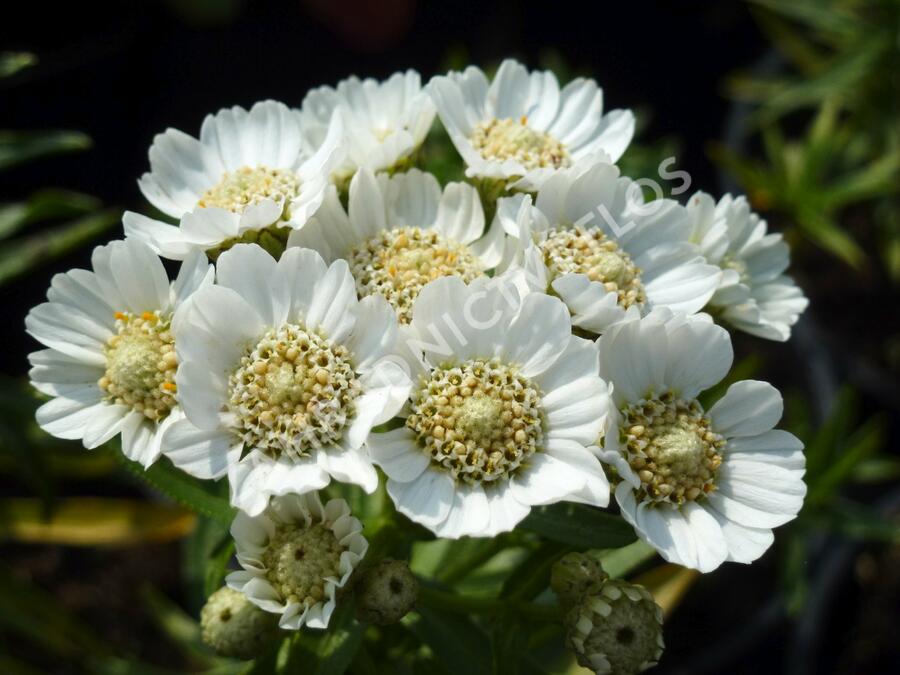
687,191,808,341
200,586,277,659
163,244,411,515
26,239,213,466
299,70,435,184
126,100,344,260
353,558,418,625
597,308,807,572
368,275,611,538
427,59,634,191
288,168,508,323
565,579,664,675
498,162,722,334
227,492,367,630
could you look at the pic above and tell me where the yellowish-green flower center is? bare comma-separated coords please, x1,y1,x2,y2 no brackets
199,166,302,212
406,358,544,486
228,325,361,459
99,311,177,421
471,117,571,170
619,392,724,504
262,523,344,608
541,226,647,309
347,226,483,324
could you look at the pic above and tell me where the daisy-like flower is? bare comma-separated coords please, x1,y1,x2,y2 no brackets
126,100,344,260
26,239,213,467
164,244,411,516
368,275,611,538
298,70,435,185
499,162,722,334
687,191,809,341
227,492,367,630
288,168,507,324
427,58,634,192
596,308,807,572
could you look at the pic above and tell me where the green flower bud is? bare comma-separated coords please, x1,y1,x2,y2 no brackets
354,559,418,625
200,586,277,660
565,579,664,675
551,552,609,607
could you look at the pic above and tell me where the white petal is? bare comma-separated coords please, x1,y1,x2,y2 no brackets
432,484,491,538
709,380,783,437
501,292,571,377
509,453,586,506
161,417,236,479
367,427,429,482
386,469,455,530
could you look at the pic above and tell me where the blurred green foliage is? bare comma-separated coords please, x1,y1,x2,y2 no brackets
719,0,900,278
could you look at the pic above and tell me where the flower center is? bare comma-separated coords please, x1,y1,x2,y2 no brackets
471,117,570,170
721,253,750,284
347,226,483,324
99,311,177,421
406,358,544,486
619,392,724,504
262,523,344,607
227,324,361,459
540,226,646,309
198,166,302,213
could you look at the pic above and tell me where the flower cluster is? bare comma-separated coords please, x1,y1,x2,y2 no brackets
26,59,809,662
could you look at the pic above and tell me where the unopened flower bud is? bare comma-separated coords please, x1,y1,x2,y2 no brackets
354,559,418,625
200,586,277,660
565,579,664,675
551,552,609,607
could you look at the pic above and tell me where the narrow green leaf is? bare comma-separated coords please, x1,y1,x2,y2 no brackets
0,189,102,239
518,503,636,549
0,209,120,286
596,540,657,579
0,52,37,78
304,605,366,675
405,607,491,675
0,130,92,170
118,453,236,525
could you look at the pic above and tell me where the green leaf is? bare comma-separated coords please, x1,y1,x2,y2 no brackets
809,500,900,543
794,209,865,269
0,208,120,286
851,456,900,484
490,614,528,675
518,503,636,549
0,130,92,170
405,607,491,675
0,52,37,78
0,189,102,239
118,453,236,525
596,540,657,579
299,605,366,675
500,541,567,601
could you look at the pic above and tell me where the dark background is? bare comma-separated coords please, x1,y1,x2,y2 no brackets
2,2,897,673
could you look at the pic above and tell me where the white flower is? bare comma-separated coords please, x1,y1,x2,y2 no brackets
427,59,634,191
687,191,808,341
126,100,344,260
288,167,507,323
164,244,411,516
596,308,806,572
26,239,213,467
299,70,435,184
499,162,722,334
368,275,611,538
226,492,367,630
